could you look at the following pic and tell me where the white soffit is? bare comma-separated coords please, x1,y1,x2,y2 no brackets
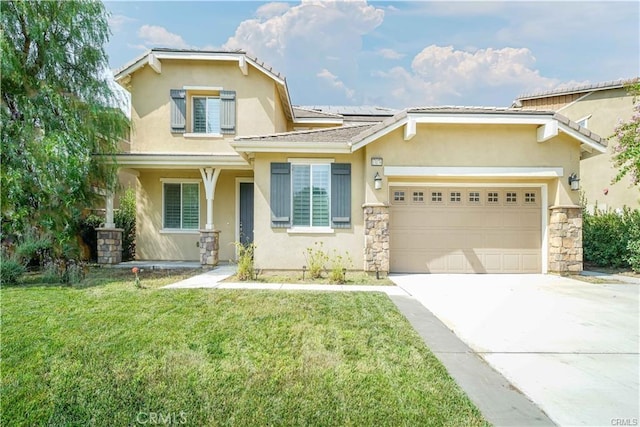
383,166,564,178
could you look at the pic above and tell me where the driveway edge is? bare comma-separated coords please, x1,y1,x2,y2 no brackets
390,295,556,426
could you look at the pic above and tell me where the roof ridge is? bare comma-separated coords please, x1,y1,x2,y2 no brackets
517,77,639,100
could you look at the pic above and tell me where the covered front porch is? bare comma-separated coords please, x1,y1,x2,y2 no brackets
100,153,254,266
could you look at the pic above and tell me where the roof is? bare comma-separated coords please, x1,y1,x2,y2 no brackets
299,105,399,116
516,77,638,101
235,123,375,143
292,106,343,121
113,48,294,121
233,106,607,154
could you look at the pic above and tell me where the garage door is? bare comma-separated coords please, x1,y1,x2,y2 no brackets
390,186,541,273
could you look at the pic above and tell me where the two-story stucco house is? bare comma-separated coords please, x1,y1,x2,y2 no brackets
513,78,639,211
105,48,607,274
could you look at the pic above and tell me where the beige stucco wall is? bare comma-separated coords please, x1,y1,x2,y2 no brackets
252,152,366,270
558,88,638,209
363,124,580,208
128,59,288,153
136,169,251,261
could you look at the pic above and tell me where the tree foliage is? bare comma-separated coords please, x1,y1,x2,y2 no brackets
1,0,129,239
611,81,640,186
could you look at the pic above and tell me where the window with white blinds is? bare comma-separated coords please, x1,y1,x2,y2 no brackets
192,96,221,134
163,183,199,230
292,164,330,227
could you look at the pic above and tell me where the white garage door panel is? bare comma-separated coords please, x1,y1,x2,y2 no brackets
390,187,542,273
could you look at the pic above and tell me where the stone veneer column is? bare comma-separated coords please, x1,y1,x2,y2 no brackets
199,230,220,266
97,228,123,265
548,206,583,274
363,204,390,273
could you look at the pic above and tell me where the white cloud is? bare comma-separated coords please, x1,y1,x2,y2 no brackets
137,25,191,49
317,68,355,99
108,14,136,32
376,48,405,60
376,45,560,106
255,2,291,19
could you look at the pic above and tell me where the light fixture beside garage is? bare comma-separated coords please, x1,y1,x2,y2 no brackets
374,172,382,190
371,156,383,166
568,173,580,191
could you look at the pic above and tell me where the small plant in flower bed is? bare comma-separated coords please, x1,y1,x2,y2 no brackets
233,241,255,281
131,267,143,288
304,242,329,279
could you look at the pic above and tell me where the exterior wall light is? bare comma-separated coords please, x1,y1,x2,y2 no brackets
371,156,383,166
374,172,382,190
568,173,580,191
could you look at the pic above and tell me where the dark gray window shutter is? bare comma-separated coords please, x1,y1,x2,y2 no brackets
170,89,186,133
270,163,291,228
331,163,351,228
220,90,236,134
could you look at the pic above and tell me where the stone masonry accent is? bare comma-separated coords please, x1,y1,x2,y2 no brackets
97,228,123,265
363,204,390,273
548,206,583,274
199,230,220,266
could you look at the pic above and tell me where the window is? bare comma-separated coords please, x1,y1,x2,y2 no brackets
431,191,442,202
292,164,330,227
270,162,351,230
468,191,481,203
163,183,199,230
450,191,461,203
506,192,517,203
413,191,424,202
525,192,536,203
394,191,405,202
170,89,236,134
193,96,220,134
487,192,499,203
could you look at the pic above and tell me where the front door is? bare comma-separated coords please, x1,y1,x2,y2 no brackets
239,182,254,246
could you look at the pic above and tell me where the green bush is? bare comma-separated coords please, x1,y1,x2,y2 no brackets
304,242,329,279
234,241,255,281
328,250,353,284
583,206,640,269
115,188,136,261
1,257,25,285
79,214,104,261
15,228,52,267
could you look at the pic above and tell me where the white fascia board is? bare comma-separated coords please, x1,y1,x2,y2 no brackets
110,154,251,169
537,120,558,142
383,166,564,178
154,52,241,62
238,55,248,75
244,58,285,85
557,124,607,153
232,141,351,154
404,118,416,141
350,118,407,151
148,53,162,74
114,55,149,83
411,113,552,125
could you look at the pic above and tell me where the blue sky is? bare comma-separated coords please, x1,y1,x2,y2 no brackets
105,1,640,108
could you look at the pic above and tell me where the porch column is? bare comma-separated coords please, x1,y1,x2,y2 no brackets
200,167,221,230
363,203,390,275
105,192,115,228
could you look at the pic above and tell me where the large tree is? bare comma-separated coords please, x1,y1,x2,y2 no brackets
1,0,129,240
612,81,640,186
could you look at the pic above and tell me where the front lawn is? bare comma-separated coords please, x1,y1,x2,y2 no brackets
2,269,487,426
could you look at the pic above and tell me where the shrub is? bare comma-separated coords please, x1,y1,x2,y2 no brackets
15,228,52,268
234,241,255,281
1,257,25,285
583,206,640,269
328,250,353,284
115,188,136,261
304,242,329,279
42,258,87,285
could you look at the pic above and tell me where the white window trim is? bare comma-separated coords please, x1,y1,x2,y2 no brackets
192,95,220,135
160,179,201,232
184,133,223,139
290,161,332,230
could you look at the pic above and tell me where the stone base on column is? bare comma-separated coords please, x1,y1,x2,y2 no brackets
363,204,390,274
548,205,583,274
199,230,220,266
97,228,123,265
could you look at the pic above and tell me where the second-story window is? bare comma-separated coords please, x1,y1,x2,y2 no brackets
193,96,221,134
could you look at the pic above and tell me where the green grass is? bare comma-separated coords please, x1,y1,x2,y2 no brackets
2,269,487,426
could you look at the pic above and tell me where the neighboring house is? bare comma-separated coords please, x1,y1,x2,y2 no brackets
107,48,606,274
513,78,639,211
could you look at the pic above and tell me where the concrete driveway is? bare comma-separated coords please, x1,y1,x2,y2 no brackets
391,274,639,426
